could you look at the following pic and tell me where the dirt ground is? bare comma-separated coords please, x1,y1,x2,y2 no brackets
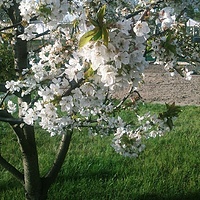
139,64,200,106
115,64,200,106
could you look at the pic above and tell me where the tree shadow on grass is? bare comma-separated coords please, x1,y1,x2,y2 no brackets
0,178,22,192
57,155,200,200
57,168,200,200
135,192,200,200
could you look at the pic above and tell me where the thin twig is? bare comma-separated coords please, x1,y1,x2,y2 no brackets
126,9,144,19
62,78,84,97
0,91,10,107
114,84,135,110
0,22,21,32
32,30,50,40
125,0,164,20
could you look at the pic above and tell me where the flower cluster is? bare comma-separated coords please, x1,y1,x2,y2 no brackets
112,126,146,158
1,0,196,157
112,111,172,157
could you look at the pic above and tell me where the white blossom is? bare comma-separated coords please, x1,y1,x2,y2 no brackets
5,80,22,93
133,21,150,37
7,100,16,114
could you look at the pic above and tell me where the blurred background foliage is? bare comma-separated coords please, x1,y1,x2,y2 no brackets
0,41,15,82
0,8,15,82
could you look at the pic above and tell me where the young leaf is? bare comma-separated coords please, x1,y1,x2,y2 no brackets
102,26,109,47
84,66,94,79
38,4,52,16
88,15,99,27
93,29,102,41
79,27,99,48
168,44,177,54
97,5,106,26
159,102,181,130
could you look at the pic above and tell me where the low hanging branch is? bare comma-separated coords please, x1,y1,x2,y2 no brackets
62,78,84,97
33,29,50,40
0,155,24,184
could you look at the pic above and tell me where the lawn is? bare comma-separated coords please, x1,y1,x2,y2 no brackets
0,103,199,200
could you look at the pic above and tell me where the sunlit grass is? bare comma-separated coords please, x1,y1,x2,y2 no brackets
0,104,199,200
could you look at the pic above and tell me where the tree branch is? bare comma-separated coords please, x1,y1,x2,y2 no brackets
0,22,21,32
0,116,23,124
42,131,72,192
62,78,84,97
32,30,50,40
114,84,135,110
0,91,10,107
126,9,144,19
125,0,164,19
0,83,22,98
0,154,24,184
176,7,187,22
0,110,23,124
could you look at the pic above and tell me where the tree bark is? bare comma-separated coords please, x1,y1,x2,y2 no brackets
20,126,41,200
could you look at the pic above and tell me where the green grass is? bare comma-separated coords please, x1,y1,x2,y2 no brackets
0,104,200,200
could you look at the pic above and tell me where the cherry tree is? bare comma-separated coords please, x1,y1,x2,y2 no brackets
0,0,199,199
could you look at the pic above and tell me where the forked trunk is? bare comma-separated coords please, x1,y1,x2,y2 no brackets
20,130,73,200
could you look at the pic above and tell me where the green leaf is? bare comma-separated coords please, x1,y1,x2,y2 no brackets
93,29,102,41
163,42,176,55
79,5,109,48
164,32,177,54
79,27,99,48
88,16,99,27
38,4,51,16
84,66,94,79
166,33,172,43
159,102,181,130
97,5,106,26
102,26,109,47
168,44,177,54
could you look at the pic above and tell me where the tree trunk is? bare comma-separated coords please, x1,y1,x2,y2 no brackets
21,126,41,200
9,118,72,200
10,3,42,198
21,130,72,200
